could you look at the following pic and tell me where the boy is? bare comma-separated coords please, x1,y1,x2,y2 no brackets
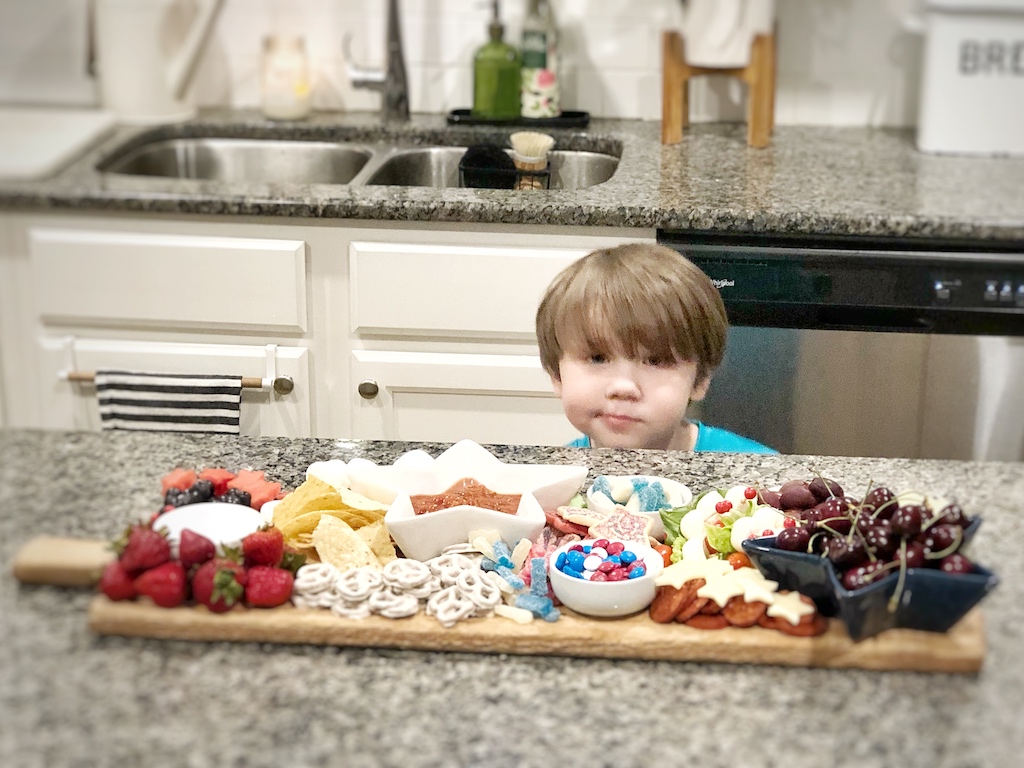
535,243,775,453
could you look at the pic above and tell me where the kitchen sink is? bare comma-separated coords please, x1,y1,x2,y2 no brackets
98,136,620,189
361,147,619,190
98,138,374,185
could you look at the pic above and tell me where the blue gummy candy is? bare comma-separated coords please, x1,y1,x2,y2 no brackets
636,481,666,512
630,476,649,493
542,607,561,622
515,593,554,618
530,557,548,597
480,558,498,571
592,476,612,496
496,565,525,590
492,540,512,560
497,556,515,569
619,550,637,565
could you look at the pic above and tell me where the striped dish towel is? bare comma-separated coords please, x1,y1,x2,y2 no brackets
95,370,243,434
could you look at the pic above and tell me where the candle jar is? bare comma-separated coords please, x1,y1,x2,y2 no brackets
261,35,312,120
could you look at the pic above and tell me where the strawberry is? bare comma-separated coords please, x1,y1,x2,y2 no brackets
191,558,247,613
245,565,294,608
134,561,187,608
99,560,137,601
179,529,216,571
242,526,284,568
117,524,170,574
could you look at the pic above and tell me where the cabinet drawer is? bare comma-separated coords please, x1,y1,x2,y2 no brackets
349,241,588,338
38,337,311,437
30,229,307,331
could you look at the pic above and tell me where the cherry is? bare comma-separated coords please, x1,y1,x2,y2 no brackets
715,500,733,514
862,520,897,558
744,487,757,500
920,523,961,558
808,477,844,502
938,503,969,529
826,536,868,569
774,525,811,552
892,504,925,538
863,486,897,520
891,540,926,569
939,552,974,575
782,517,797,528
841,560,887,590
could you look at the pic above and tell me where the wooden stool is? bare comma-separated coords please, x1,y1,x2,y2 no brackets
661,29,776,148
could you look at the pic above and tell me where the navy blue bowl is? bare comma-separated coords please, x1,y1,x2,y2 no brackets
741,517,998,642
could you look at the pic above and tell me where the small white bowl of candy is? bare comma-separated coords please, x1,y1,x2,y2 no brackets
586,475,691,541
548,538,666,618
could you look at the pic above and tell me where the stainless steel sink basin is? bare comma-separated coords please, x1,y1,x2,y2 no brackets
98,138,374,185
98,136,620,189
362,147,618,190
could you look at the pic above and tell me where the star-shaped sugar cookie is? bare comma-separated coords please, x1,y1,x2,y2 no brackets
766,591,816,625
697,572,747,607
588,506,653,545
655,557,733,589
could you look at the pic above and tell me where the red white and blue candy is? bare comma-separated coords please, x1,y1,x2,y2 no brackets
554,539,648,581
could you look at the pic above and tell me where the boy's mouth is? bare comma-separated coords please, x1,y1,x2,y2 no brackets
598,412,641,428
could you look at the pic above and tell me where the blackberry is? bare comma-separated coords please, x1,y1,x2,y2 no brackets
165,487,190,507
189,479,215,503
216,488,252,507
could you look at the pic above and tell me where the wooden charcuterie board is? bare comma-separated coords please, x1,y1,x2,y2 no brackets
14,536,987,673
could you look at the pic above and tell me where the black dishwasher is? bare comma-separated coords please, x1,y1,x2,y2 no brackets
657,232,1024,461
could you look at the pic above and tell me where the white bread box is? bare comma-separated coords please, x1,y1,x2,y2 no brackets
916,0,1024,156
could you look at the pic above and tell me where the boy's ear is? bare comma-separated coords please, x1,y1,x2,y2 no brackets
549,373,563,397
690,375,711,402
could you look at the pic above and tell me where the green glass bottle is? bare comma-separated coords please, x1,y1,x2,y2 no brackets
472,2,522,120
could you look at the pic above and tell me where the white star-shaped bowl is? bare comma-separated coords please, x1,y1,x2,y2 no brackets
345,440,589,561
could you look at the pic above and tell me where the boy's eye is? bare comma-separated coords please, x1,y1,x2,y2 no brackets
646,356,674,368
589,354,607,364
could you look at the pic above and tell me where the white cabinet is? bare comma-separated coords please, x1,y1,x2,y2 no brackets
344,229,656,445
0,212,655,443
350,349,571,446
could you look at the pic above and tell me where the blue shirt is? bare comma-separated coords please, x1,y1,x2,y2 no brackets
566,422,777,454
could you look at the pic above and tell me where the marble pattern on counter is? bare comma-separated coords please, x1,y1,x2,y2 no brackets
1,109,1023,242
2,429,1024,768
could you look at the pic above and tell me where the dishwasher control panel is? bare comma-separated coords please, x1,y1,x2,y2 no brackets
657,232,1024,335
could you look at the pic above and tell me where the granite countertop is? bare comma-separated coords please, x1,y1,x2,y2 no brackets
1,109,1023,242
2,428,1023,768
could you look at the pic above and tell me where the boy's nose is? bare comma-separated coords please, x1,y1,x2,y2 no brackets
604,362,641,400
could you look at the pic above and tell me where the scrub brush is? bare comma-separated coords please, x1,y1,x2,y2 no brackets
509,131,555,190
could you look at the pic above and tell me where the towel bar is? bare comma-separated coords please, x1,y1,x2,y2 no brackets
62,370,295,395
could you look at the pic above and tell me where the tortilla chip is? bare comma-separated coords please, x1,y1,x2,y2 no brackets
355,520,397,565
272,476,348,528
312,515,381,571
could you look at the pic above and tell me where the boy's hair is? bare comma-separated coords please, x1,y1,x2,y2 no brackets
536,243,728,383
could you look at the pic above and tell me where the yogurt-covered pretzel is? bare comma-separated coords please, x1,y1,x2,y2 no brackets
381,558,432,590
404,574,443,600
455,568,502,611
368,586,421,619
330,598,373,620
426,552,478,587
293,562,340,593
334,566,384,603
426,585,477,628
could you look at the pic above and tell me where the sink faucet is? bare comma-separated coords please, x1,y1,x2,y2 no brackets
344,0,410,121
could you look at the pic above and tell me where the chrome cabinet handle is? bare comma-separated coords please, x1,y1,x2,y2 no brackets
357,379,379,399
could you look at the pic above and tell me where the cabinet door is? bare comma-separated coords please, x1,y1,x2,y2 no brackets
38,337,311,437
350,349,576,446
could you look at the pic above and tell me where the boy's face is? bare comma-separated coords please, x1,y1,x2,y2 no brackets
551,349,710,450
